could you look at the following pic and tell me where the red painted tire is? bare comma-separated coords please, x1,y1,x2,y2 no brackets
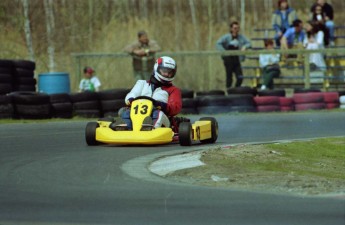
257,105,281,112
325,103,340,109
322,92,339,103
293,92,324,104
254,96,280,106
294,103,325,111
279,97,293,106
280,106,294,111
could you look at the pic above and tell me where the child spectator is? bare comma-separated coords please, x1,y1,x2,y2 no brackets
259,39,281,90
79,66,101,92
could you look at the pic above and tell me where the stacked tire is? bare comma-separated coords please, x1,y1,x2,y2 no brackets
181,89,198,115
49,93,73,118
340,95,345,109
322,92,339,109
254,96,281,112
0,60,14,95
97,89,129,118
197,94,256,114
293,92,325,111
9,92,51,119
279,97,294,111
12,60,36,92
70,92,101,118
0,95,14,119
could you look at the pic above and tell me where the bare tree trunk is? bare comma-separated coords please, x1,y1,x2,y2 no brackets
188,0,200,50
207,0,213,90
140,0,148,19
222,0,229,22
251,0,258,27
240,0,245,31
22,0,35,61
88,0,93,47
231,0,237,19
157,0,163,19
174,0,181,51
68,1,76,48
216,0,221,23
44,0,55,72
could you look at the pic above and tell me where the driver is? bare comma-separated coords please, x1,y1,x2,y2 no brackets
114,56,182,131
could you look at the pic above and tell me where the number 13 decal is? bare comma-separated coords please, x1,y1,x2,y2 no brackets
133,104,148,114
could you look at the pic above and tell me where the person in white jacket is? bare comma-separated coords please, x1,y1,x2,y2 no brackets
304,21,327,71
113,56,182,131
259,39,281,90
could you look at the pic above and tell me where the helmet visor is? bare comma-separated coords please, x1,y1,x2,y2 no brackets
158,66,175,78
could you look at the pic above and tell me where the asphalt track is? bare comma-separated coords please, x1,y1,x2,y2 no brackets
0,111,344,225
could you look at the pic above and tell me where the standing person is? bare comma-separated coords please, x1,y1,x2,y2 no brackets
272,0,298,47
124,30,162,80
259,39,281,90
216,21,251,89
112,56,182,131
79,66,101,92
310,0,335,46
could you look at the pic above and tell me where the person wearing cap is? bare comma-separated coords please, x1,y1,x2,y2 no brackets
79,66,101,92
123,30,162,80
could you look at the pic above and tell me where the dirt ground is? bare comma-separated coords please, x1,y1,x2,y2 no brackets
167,144,345,196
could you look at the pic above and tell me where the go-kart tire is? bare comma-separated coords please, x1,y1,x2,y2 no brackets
199,117,218,144
85,122,100,146
179,122,192,146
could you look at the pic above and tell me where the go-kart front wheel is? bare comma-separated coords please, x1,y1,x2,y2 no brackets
85,122,100,146
200,117,218,144
179,122,192,146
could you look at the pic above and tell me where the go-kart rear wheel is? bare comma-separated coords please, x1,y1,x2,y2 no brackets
179,122,192,146
85,122,100,146
200,117,218,144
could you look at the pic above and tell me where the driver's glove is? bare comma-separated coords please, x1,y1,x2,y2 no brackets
126,98,135,106
154,100,167,111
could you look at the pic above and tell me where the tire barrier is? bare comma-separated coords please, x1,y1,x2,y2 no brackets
1,88,345,119
322,92,340,109
12,60,36,92
254,96,281,112
0,60,14,95
49,93,73,118
257,89,286,97
97,89,130,118
70,92,101,118
227,86,257,96
293,92,325,111
279,97,294,111
9,91,51,119
181,89,194,99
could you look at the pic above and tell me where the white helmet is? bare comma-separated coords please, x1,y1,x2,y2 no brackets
153,56,177,83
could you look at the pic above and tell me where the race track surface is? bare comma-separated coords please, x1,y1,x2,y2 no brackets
0,111,344,225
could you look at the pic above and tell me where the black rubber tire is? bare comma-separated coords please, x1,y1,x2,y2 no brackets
257,89,286,97
13,68,35,78
179,122,192,146
227,86,257,96
49,93,71,104
181,89,194,98
97,89,130,100
199,117,218,144
9,91,50,105
73,101,100,110
70,92,98,103
0,73,12,83
13,104,51,119
13,84,36,92
0,83,12,95
85,122,100,146
12,60,36,70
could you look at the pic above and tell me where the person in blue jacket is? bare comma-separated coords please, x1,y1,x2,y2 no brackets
272,0,297,47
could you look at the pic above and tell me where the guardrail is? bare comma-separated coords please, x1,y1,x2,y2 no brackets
72,47,345,90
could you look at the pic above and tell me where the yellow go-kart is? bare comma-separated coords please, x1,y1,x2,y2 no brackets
85,96,218,146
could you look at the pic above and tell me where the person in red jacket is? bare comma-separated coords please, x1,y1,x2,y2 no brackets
113,56,182,131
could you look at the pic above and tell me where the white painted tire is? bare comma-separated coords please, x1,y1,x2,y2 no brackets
339,96,345,104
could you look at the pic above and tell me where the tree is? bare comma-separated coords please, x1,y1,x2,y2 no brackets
44,0,55,72
22,0,35,61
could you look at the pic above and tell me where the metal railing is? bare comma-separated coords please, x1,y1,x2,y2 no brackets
72,47,345,90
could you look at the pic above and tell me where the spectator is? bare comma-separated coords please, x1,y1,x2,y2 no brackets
79,66,101,92
124,30,162,80
303,21,327,71
216,21,251,89
310,0,335,46
281,19,306,49
113,56,182,131
272,0,297,47
259,39,281,90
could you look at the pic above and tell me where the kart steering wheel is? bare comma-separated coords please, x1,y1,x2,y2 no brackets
133,96,156,104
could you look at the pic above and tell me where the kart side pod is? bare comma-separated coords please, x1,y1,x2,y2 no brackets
179,117,218,146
